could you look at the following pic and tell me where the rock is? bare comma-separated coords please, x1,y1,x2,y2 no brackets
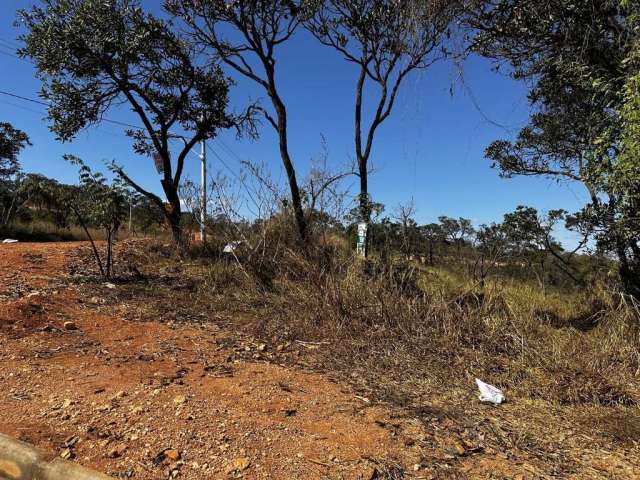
111,390,127,400
257,343,267,352
60,448,75,460
64,435,80,448
225,457,250,474
63,321,78,331
163,449,180,462
173,395,187,405
449,441,466,457
107,443,127,458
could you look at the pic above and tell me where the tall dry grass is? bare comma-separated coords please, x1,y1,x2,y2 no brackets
195,243,640,410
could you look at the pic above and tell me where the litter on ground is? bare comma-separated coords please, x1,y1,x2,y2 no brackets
476,378,505,405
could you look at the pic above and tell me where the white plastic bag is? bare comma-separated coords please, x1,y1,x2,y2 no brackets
223,241,242,253
476,378,505,404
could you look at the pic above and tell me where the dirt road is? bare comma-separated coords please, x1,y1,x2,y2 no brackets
0,242,638,479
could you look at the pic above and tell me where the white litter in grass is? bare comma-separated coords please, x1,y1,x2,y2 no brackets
2,239,18,244
223,241,242,253
476,378,505,405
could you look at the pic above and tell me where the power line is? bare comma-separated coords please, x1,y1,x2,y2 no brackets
0,51,18,60
1,87,244,180
0,42,18,53
0,37,20,49
215,138,245,165
0,49,19,60
0,98,44,116
0,90,143,130
207,143,241,181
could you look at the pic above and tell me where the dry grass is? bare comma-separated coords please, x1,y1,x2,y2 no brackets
92,237,640,476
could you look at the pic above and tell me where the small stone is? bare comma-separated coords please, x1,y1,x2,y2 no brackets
225,457,250,474
164,449,180,462
64,435,80,448
257,343,266,352
173,395,187,405
107,444,127,458
450,441,466,456
111,390,127,400
60,448,74,460
63,321,78,331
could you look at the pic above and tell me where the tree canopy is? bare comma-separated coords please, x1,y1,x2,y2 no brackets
467,0,640,297
18,0,238,244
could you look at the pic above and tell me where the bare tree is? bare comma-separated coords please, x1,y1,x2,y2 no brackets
394,198,417,259
302,137,353,236
306,0,457,256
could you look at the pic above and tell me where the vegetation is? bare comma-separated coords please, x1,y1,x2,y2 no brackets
306,0,458,255
0,2,639,470
166,0,315,244
0,122,31,228
18,0,242,247
467,0,640,298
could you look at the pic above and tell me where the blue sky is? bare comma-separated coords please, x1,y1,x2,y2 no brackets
0,1,588,244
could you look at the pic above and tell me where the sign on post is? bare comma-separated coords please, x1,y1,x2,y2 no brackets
153,152,164,174
356,222,368,257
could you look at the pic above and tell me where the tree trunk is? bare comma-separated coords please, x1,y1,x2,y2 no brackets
358,160,370,258
265,72,307,245
161,180,184,248
106,229,113,279
616,239,640,300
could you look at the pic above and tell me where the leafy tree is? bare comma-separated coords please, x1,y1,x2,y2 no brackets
472,222,508,288
419,222,443,265
0,174,50,227
129,193,167,235
18,0,238,246
467,0,640,297
438,216,474,253
502,206,583,285
64,156,128,278
0,122,30,180
166,0,316,245
306,0,457,256
0,123,32,228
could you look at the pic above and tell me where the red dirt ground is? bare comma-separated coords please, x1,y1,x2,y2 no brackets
0,242,638,479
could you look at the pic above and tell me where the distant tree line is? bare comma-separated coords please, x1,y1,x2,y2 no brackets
4,0,638,298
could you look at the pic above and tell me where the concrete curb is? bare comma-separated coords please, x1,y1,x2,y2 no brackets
0,434,112,480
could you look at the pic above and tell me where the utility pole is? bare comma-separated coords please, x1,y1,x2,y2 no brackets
200,135,207,243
